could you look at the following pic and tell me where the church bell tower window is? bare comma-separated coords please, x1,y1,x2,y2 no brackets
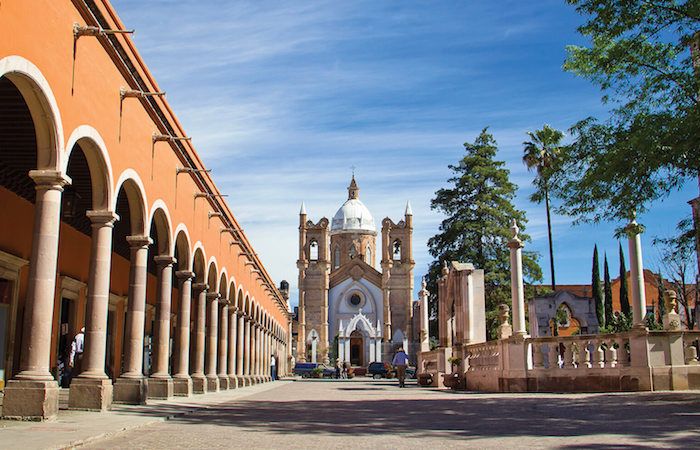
309,240,319,261
392,239,402,261
333,246,340,269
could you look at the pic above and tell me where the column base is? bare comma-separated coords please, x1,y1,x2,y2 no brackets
1,379,59,420
173,377,193,397
228,375,238,389
113,376,147,405
147,377,174,400
244,375,253,386
69,377,113,411
218,375,229,390
192,375,207,394
206,376,220,392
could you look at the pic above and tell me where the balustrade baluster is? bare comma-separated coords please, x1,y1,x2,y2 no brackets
563,342,574,369
606,339,617,368
547,343,558,369
617,339,630,366
577,340,588,369
533,342,544,369
593,339,605,368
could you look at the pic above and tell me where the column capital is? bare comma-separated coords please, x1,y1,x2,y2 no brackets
206,292,221,301
87,210,119,226
126,235,153,248
175,270,196,281
193,282,209,292
219,298,231,305
29,169,72,189
624,220,645,237
228,305,238,313
154,255,177,267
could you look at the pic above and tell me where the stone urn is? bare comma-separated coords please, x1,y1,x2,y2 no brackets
442,372,465,390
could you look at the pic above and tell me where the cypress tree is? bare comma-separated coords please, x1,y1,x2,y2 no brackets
603,253,613,328
592,245,604,329
656,273,666,325
619,243,631,317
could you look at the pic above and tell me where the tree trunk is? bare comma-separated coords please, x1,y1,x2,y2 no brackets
545,188,556,291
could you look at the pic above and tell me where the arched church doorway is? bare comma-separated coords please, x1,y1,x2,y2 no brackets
350,330,363,366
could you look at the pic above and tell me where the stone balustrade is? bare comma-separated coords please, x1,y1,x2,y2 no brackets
465,342,501,372
528,334,630,371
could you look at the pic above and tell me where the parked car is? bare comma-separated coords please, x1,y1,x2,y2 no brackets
293,362,335,378
367,361,417,379
367,361,394,379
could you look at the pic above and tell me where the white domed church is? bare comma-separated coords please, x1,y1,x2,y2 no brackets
296,177,415,366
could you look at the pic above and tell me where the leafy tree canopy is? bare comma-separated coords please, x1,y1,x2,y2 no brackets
554,0,700,223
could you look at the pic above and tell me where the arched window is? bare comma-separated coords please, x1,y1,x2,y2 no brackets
392,239,401,261
349,245,356,260
365,245,372,265
333,246,340,269
309,239,318,261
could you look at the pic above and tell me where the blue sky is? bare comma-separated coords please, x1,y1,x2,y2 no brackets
112,0,696,307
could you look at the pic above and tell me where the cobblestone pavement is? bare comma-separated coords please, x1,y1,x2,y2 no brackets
84,379,700,449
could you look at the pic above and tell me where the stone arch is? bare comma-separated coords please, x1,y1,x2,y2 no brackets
228,278,237,302
192,245,206,284
173,226,191,272
148,202,172,256
64,126,114,211
0,55,64,171
218,270,228,299
244,293,251,316
345,311,376,338
113,169,148,236
206,259,218,291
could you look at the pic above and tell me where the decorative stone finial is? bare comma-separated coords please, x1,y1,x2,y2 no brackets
300,202,306,215
421,276,427,290
510,219,519,240
405,201,413,216
442,260,450,276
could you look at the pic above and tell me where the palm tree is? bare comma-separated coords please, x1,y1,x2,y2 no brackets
523,124,564,291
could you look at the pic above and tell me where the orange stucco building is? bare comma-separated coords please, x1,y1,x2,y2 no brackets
0,0,292,420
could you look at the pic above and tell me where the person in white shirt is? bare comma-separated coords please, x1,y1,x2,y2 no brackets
270,354,277,380
69,327,85,381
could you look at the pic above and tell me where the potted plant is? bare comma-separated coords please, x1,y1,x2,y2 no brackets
417,372,433,386
311,367,323,378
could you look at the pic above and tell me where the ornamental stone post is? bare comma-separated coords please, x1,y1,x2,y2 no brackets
419,277,430,353
70,210,119,412
625,219,648,329
191,283,208,394
173,270,195,396
148,255,176,399
114,235,152,404
508,219,527,337
205,292,220,392
2,170,70,420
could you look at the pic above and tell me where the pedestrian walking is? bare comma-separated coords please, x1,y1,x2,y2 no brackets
271,354,277,380
68,327,85,384
392,347,409,388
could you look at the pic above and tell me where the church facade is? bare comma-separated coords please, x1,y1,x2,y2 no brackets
296,177,415,366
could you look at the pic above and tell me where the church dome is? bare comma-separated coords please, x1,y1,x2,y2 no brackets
331,177,376,234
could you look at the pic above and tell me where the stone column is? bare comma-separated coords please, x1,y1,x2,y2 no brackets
227,306,238,388
173,270,194,396
70,210,118,412
217,300,229,389
147,255,176,399
205,293,220,391
626,220,648,328
419,277,430,353
2,171,69,420
244,317,252,385
236,312,245,386
191,283,208,393
250,323,258,383
508,220,527,337
114,235,152,404
266,331,272,381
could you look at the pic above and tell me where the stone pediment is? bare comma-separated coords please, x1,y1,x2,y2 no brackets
330,258,382,289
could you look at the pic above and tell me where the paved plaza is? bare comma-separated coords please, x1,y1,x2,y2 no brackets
74,379,700,450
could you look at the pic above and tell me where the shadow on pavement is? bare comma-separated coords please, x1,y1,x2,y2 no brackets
121,387,700,448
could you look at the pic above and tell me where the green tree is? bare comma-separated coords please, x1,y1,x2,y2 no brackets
657,273,666,325
592,245,605,328
619,243,631,317
603,252,614,326
553,1,700,223
522,125,564,290
427,128,542,340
